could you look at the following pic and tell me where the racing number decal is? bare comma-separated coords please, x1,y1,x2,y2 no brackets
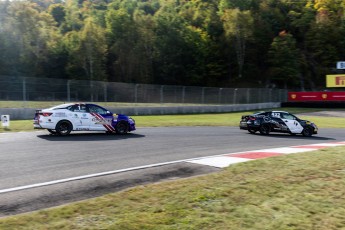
271,112,280,118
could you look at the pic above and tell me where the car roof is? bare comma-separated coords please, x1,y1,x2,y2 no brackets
48,103,75,109
253,111,290,115
270,111,289,113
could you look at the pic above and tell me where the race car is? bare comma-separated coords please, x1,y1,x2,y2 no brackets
239,111,318,137
33,103,136,136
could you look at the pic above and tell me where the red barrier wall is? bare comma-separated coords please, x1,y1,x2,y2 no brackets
288,92,345,102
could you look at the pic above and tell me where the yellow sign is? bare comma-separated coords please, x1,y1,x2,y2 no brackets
326,75,345,87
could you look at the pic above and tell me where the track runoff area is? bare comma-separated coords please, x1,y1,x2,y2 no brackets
1,141,345,194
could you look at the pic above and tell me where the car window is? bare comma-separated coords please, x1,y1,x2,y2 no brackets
87,105,107,114
50,103,74,110
69,104,88,112
282,113,295,120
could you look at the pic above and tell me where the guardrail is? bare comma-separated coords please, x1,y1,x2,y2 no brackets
0,103,281,120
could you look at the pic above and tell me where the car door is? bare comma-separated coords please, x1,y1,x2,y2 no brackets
69,104,92,131
87,104,115,132
281,113,304,134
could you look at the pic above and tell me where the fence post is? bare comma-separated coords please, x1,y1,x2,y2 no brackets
218,88,223,104
246,88,251,103
160,85,164,103
22,78,27,107
103,82,107,102
233,88,237,104
90,81,94,102
67,80,71,102
269,89,272,102
22,77,26,101
134,84,139,103
182,86,185,103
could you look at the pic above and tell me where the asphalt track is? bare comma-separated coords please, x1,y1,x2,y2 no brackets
0,127,343,216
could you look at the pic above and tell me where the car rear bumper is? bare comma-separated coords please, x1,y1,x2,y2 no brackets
239,121,248,130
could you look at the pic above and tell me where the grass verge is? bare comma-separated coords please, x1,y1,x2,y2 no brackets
1,146,345,229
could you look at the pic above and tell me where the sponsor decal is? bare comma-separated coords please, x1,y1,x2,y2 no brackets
54,112,67,117
76,128,90,131
322,94,327,99
90,113,115,132
91,118,112,124
81,114,88,120
74,114,78,118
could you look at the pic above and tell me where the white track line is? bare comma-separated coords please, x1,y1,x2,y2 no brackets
0,160,186,194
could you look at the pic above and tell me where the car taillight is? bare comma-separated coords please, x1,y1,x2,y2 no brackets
40,113,53,117
249,117,256,121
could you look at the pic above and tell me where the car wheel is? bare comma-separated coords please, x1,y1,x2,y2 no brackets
259,124,270,135
48,129,57,135
248,128,256,134
56,121,72,136
115,121,128,134
302,126,313,137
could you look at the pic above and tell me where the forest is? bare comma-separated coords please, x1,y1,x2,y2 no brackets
0,0,344,90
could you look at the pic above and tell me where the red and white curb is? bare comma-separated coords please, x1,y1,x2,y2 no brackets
186,142,345,168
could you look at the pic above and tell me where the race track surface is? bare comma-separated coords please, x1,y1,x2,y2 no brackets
0,127,343,216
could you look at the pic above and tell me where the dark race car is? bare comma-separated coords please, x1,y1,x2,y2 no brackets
239,111,318,137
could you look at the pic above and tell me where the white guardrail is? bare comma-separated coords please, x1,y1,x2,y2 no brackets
0,103,281,120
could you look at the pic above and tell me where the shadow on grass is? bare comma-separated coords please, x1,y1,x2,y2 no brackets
36,132,145,142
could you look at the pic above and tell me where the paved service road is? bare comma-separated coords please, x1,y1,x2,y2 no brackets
0,127,343,216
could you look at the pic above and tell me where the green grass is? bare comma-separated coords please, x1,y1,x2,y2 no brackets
1,146,345,229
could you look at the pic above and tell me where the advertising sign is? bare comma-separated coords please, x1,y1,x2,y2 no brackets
326,75,345,87
288,92,345,102
337,61,345,69
1,115,10,127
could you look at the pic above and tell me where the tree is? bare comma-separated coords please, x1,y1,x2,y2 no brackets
48,3,65,27
221,8,254,79
4,1,63,77
268,31,300,89
105,7,138,82
64,17,107,82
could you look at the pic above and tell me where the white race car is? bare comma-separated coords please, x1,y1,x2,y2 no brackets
33,103,136,136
